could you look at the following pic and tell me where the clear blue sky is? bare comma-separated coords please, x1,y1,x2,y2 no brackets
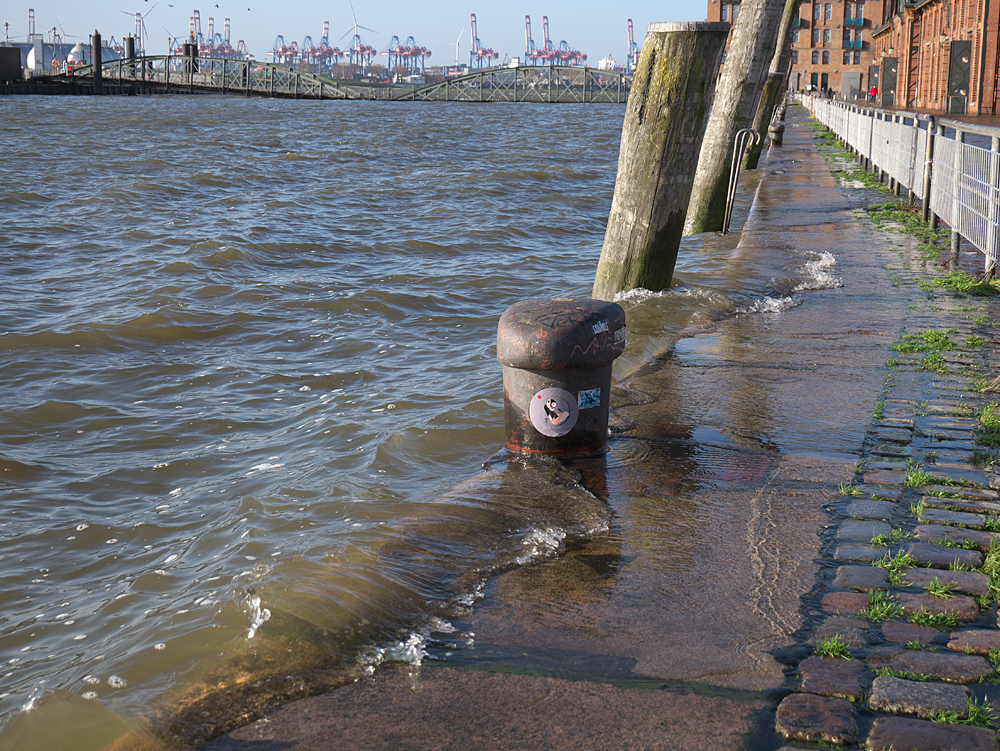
6,1,708,65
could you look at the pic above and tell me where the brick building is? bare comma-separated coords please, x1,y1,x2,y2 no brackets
706,0,887,97
870,0,1000,114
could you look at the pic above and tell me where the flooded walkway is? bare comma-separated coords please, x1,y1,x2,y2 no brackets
204,107,996,749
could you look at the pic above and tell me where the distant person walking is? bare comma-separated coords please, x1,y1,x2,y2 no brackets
869,85,878,102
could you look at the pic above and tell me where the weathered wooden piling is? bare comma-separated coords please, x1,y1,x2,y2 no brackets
744,0,802,170
91,30,103,95
592,22,730,301
683,0,787,235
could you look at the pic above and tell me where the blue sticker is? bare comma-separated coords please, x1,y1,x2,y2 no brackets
577,387,601,410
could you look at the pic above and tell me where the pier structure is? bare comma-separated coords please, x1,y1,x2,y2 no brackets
1,56,633,102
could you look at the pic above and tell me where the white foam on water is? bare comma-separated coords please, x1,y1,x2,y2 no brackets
513,525,567,566
794,251,844,291
739,295,802,314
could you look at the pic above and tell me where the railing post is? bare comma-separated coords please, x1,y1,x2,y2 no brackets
988,136,1000,273
922,115,936,226
951,129,965,254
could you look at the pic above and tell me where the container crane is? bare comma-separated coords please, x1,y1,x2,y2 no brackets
469,14,497,69
541,16,558,64
524,15,545,65
626,19,639,73
404,36,431,72
317,22,342,73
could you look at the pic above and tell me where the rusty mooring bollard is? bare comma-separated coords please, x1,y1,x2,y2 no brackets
768,122,785,146
497,298,626,458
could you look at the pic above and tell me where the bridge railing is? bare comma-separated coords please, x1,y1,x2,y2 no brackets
804,94,1000,269
69,56,358,99
398,65,632,103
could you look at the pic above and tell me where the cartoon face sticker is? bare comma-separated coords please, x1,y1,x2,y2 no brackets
528,387,579,437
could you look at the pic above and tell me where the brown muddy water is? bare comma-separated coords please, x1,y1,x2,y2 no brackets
0,99,849,749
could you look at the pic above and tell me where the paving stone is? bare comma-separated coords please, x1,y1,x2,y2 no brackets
922,439,978,452
925,417,979,432
838,520,891,540
884,404,917,417
872,443,914,457
897,592,981,621
921,497,1000,515
877,428,914,444
867,649,993,683
916,524,999,552
865,716,997,751
835,544,886,563
869,459,908,470
845,499,897,520
948,629,1000,656
882,620,939,645
879,418,916,429
798,656,863,700
920,507,990,529
929,468,993,486
857,484,904,501
833,565,889,591
809,615,870,648
924,485,1000,501
821,592,870,615
775,693,856,746
868,675,972,719
864,469,906,485
905,542,983,570
900,568,990,597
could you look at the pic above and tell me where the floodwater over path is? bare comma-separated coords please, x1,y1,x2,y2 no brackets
0,99,893,749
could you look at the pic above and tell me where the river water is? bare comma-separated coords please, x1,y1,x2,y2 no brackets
0,97,831,749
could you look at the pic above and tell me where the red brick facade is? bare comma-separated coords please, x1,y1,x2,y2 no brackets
706,0,886,97
871,0,1000,114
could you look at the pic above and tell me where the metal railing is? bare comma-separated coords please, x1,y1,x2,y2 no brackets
805,95,1000,269
68,55,359,99
396,65,632,103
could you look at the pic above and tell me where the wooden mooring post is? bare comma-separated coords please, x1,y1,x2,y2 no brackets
592,21,730,301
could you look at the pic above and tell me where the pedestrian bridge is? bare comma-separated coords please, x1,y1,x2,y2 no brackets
398,65,633,103
59,57,632,103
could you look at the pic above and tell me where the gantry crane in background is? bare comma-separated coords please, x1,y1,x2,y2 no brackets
626,18,639,73
469,14,497,69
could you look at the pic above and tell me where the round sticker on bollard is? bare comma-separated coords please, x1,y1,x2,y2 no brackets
529,387,579,437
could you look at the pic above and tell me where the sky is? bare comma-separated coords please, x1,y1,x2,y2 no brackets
5,1,709,67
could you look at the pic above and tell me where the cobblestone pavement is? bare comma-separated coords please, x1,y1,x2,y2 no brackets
775,108,1000,751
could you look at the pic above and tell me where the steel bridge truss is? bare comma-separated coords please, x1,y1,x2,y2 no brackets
398,65,632,103
69,55,359,99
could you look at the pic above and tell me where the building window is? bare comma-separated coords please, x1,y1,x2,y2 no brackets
721,3,728,20
732,4,738,20
844,50,851,63
792,50,799,64
792,29,799,42
854,49,861,64
812,50,819,63
822,50,830,63
824,29,831,42
813,29,820,42
856,3,864,19
855,29,863,41
825,3,833,19
814,3,821,19
845,3,854,18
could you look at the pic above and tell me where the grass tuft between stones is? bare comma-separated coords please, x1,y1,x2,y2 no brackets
814,634,852,660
